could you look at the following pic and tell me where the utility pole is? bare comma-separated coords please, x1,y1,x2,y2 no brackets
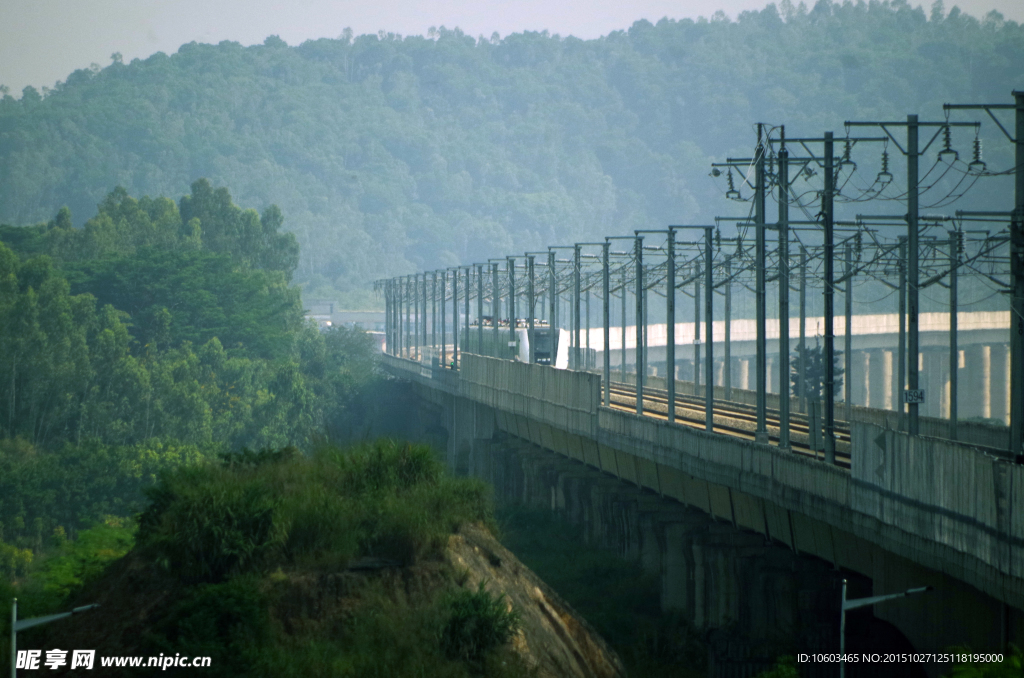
603,242,611,406
949,233,959,439
944,92,1023,457
847,116,975,436
907,115,920,434
384,280,391,355
410,275,416,358
548,250,556,345
667,228,676,422
452,269,459,366
422,273,428,356
704,227,714,432
635,234,645,415
492,262,500,359
464,267,470,357
477,264,483,355
528,255,536,363
824,132,836,463
574,245,582,369
1013,91,1023,458
845,243,854,420
897,238,907,427
799,246,807,414
724,258,732,401
695,262,702,392
396,277,403,357
441,270,447,366
508,257,516,359
755,124,769,443
432,272,437,355
778,132,791,448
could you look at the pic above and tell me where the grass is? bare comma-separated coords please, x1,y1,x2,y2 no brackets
136,440,494,581
28,439,527,678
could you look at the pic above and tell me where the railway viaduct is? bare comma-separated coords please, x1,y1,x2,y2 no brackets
380,347,1022,675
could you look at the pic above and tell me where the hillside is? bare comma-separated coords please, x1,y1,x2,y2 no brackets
1,1,1021,306
28,442,626,677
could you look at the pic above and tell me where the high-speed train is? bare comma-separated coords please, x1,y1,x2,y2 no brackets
516,327,569,368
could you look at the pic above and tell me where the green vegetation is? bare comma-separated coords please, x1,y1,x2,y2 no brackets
0,181,380,553
1,182,392,676
790,339,845,400
137,442,492,579
497,505,705,677
7,441,524,678
1,3,1019,306
754,656,799,677
441,582,521,666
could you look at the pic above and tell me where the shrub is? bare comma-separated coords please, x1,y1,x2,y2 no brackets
440,582,520,665
143,577,270,677
137,465,283,582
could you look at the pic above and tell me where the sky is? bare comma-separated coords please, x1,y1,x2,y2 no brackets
2,0,1021,95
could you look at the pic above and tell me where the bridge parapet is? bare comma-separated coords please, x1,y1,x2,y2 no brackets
461,353,600,438
381,351,1024,609
851,422,1023,582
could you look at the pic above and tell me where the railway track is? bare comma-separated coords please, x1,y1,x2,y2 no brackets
606,382,853,468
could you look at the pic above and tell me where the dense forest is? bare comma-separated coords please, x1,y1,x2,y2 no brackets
1,0,1021,307
0,182,390,589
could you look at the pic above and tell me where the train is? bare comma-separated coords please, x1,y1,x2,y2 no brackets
516,327,570,368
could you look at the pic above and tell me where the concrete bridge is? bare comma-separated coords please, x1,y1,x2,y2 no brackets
381,349,1022,674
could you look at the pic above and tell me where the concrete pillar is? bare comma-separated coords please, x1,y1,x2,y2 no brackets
692,542,706,628
715,358,725,388
868,349,891,410
767,356,777,395
739,358,750,391
963,345,991,419
662,523,691,613
851,351,870,408
923,350,944,419
989,343,1010,425
639,514,662,576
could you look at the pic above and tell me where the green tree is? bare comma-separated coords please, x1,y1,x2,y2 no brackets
790,338,844,401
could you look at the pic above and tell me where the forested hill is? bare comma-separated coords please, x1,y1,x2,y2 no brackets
1,0,1021,306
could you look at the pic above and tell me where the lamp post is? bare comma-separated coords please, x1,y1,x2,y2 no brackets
839,581,932,678
11,599,99,678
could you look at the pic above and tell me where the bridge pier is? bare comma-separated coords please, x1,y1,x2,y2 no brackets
867,348,893,410
851,350,870,408
990,343,1010,424
964,344,991,419
392,353,1023,677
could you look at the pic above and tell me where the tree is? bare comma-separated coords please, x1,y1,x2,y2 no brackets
790,338,844,401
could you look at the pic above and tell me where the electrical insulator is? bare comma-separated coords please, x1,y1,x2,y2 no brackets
841,138,857,171
938,125,958,162
726,168,741,200
877,150,893,185
715,228,722,248
957,230,965,254
969,135,986,172
855,231,862,259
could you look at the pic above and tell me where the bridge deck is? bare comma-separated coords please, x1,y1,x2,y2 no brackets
382,351,1024,613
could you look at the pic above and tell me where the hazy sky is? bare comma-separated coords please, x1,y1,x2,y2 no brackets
2,0,1021,94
